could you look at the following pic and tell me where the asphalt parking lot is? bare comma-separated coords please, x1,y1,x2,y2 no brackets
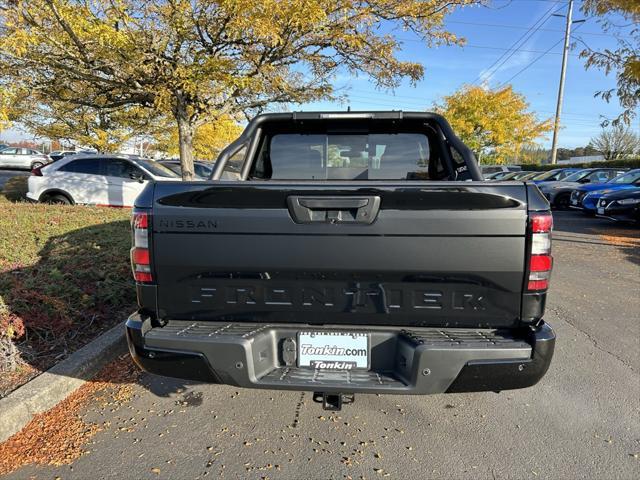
0,169,28,189
6,212,640,480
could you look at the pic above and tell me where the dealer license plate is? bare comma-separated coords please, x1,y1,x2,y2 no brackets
598,207,605,215
298,332,369,370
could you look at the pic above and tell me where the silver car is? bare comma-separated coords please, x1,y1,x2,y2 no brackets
537,168,627,209
0,147,51,170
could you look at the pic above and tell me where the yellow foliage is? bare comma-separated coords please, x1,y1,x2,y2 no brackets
0,0,477,176
154,116,243,160
435,85,552,164
0,87,19,133
21,101,161,152
581,0,639,18
579,0,639,126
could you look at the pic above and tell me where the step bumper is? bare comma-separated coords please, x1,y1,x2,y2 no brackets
125,315,555,395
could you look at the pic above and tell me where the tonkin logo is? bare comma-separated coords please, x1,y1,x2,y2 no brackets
310,360,357,370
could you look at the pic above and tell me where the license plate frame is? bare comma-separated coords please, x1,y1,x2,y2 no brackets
297,331,370,370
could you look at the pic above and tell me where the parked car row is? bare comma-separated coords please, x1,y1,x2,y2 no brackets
48,149,97,161
537,167,628,209
158,159,214,179
480,164,521,177
1,146,220,178
0,145,102,170
0,146,52,170
18,150,640,222
541,167,640,224
25,153,217,207
27,154,180,207
481,165,640,225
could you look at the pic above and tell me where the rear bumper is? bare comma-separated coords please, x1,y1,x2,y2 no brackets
26,177,40,202
126,314,555,395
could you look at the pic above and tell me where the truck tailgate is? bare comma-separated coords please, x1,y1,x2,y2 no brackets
150,182,529,328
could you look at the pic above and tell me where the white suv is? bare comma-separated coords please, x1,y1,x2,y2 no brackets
27,154,180,207
0,147,52,170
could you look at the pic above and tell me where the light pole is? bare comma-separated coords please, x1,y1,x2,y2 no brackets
549,0,584,164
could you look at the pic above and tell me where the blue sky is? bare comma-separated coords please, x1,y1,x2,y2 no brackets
296,0,637,148
1,0,637,149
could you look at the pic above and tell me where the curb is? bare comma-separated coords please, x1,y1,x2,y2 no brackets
0,322,127,442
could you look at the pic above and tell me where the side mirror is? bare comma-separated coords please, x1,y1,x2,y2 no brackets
129,172,145,183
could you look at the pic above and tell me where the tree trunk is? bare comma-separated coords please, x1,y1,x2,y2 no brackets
174,100,195,181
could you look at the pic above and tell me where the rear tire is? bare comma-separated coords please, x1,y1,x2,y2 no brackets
554,193,571,210
46,193,72,205
31,161,44,170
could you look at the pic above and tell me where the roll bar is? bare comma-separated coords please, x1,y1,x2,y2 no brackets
210,111,482,181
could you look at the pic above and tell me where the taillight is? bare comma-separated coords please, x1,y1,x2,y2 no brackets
31,167,43,176
527,212,553,291
531,214,553,233
131,209,153,283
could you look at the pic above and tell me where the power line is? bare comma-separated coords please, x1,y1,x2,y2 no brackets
341,89,602,119
397,36,579,56
495,38,564,87
446,20,629,39
344,100,602,126
472,1,563,85
496,21,585,88
461,44,578,56
342,93,602,123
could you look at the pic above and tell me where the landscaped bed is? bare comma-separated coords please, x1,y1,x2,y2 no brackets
0,182,134,397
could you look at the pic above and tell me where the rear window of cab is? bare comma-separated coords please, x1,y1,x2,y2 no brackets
251,132,450,181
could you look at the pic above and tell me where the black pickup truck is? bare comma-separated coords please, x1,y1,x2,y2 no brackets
126,111,555,409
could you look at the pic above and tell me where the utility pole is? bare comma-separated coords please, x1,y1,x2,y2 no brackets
550,0,575,165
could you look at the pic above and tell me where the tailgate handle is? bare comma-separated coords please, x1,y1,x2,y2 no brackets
288,196,381,224
299,198,369,209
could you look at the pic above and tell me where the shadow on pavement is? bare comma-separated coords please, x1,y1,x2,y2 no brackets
0,176,28,202
0,219,193,399
136,372,202,401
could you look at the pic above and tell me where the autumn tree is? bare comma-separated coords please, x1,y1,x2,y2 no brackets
579,0,639,126
151,115,243,160
518,146,549,165
0,86,20,133
590,125,640,160
0,90,8,132
20,100,164,152
435,85,552,164
0,0,475,179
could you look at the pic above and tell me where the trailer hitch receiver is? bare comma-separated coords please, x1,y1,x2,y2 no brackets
313,392,355,411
